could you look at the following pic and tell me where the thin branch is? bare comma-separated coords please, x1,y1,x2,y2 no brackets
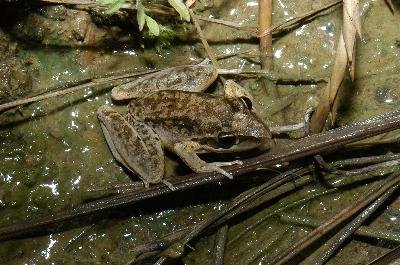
213,225,228,265
189,9,218,69
258,0,273,69
304,183,400,264
1,109,400,241
258,0,342,38
280,213,400,244
268,170,400,265
368,245,400,265
0,69,159,113
38,0,176,16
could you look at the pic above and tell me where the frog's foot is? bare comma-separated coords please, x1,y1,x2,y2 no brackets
162,180,176,191
174,141,242,179
143,180,149,189
269,122,304,134
200,160,243,179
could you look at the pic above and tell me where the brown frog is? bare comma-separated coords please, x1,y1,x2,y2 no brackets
97,62,271,189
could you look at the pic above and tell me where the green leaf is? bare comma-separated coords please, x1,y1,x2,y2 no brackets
145,15,160,36
168,0,190,22
104,0,125,14
97,0,114,4
137,3,146,31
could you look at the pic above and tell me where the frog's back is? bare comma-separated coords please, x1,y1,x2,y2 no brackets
128,90,242,142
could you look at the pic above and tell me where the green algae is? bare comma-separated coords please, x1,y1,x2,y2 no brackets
1,0,400,264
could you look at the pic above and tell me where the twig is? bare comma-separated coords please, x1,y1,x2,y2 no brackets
39,0,97,4
310,0,366,133
0,63,322,114
258,0,273,70
259,0,286,125
0,69,159,113
154,168,305,264
268,170,400,265
154,152,400,263
130,151,400,261
1,110,400,241
315,156,400,177
385,0,395,13
188,9,218,69
304,182,400,264
280,213,400,244
227,188,337,246
331,153,400,168
213,225,228,265
40,0,341,40
258,0,342,38
368,245,400,265
310,32,347,133
38,0,176,16
196,15,256,32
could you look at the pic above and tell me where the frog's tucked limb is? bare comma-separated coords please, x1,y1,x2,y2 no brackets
173,141,243,179
111,62,217,100
224,80,254,105
97,106,165,188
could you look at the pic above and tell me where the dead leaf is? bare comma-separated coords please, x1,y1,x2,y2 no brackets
310,31,348,133
343,0,361,80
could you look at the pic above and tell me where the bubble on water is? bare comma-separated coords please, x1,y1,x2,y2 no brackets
375,87,398,104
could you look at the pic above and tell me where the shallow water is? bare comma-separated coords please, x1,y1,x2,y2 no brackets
1,0,400,264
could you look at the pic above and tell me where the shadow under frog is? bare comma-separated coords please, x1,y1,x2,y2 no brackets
97,62,271,189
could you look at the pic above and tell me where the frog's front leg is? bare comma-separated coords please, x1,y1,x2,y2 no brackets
223,80,254,107
173,141,243,179
97,106,167,188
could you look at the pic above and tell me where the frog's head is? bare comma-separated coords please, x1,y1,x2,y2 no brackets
207,98,272,153
223,112,271,152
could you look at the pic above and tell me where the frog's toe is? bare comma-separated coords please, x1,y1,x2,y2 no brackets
229,160,243,166
214,167,234,179
162,180,176,191
142,180,149,189
200,163,234,179
213,160,243,167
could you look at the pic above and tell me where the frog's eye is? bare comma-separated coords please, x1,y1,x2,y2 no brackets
217,132,237,148
240,96,253,110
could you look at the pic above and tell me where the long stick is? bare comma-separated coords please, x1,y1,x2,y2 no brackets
268,171,400,265
1,109,400,240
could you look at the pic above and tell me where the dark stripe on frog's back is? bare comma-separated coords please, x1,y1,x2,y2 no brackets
138,64,215,93
129,91,241,140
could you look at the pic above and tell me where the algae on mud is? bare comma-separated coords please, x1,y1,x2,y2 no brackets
1,0,400,264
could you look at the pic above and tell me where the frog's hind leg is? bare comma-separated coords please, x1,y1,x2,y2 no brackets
97,106,165,188
173,141,242,179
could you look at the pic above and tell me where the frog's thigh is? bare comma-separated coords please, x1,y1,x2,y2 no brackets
173,141,242,179
97,106,164,187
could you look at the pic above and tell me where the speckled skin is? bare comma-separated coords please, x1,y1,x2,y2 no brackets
112,63,217,100
98,70,271,188
129,90,271,152
98,90,271,187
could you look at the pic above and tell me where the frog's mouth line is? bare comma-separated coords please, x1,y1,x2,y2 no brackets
198,137,269,154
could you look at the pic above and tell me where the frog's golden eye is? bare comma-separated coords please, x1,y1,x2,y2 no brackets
217,132,237,148
240,97,253,110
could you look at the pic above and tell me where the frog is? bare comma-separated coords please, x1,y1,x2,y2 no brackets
97,62,271,189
